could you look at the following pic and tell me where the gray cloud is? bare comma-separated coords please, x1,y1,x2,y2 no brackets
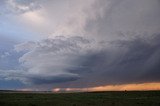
2,33,160,87
7,36,96,85
55,33,160,88
1,0,160,90
84,0,160,41
0,0,41,14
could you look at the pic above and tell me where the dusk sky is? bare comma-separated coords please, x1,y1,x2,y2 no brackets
0,0,160,91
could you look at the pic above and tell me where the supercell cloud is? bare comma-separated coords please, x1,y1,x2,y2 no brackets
0,0,160,90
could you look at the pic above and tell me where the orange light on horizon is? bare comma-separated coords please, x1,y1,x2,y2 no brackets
89,82,160,91
52,82,160,92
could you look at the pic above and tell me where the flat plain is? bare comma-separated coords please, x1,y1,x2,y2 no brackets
0,91,160,106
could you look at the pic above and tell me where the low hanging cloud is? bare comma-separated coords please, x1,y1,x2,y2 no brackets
12,36,100,85
73,33,160,87
1,33,160,88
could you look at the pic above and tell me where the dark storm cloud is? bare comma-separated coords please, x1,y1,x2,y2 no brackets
66,33,160,87
1,33,160,87
26,74,79,85
1,36,92,85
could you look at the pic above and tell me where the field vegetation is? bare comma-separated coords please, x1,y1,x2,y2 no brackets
0,91,160,106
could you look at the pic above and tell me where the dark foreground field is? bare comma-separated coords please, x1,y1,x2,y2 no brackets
0,91,160,106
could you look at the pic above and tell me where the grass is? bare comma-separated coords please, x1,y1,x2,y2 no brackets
0,91,160,106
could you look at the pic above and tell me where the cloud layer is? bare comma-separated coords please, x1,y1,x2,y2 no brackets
1,33,160,88
8,36,97,85
0,0,160,90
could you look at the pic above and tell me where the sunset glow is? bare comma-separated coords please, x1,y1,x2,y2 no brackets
89,83,160,91
52,82,160,92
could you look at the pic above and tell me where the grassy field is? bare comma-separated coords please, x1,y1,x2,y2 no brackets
0,91,160,106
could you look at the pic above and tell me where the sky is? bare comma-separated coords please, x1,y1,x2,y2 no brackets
0,0,160,91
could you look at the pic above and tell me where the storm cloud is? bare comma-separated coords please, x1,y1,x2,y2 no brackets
0,0,160,90
72,33,160,87
1,33,160,88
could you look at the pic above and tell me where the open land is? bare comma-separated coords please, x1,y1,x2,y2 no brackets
0,91,160,106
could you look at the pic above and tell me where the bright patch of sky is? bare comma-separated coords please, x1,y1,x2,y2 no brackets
0,16,39,42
